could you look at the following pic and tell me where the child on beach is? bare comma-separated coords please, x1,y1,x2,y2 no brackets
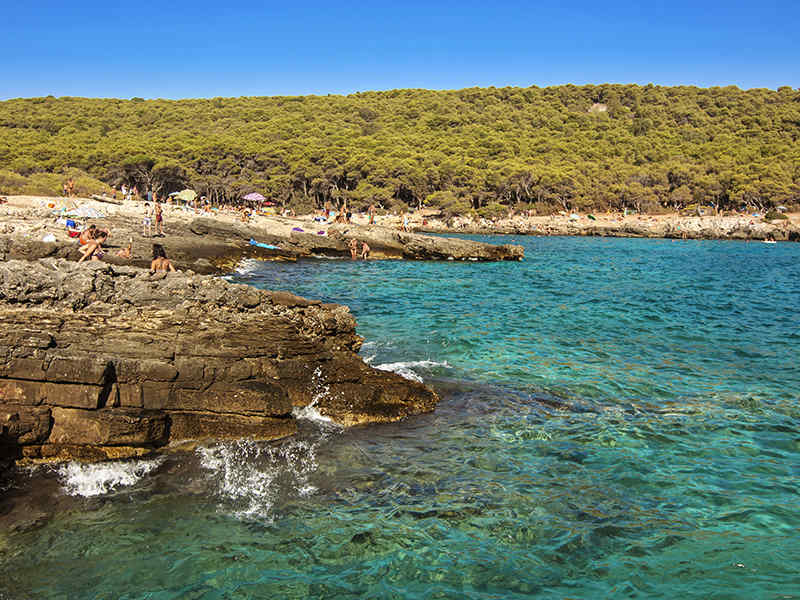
143,202,153,237
116,237,133,259
155,201,164,236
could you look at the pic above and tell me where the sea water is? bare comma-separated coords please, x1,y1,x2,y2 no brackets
2,236,799,599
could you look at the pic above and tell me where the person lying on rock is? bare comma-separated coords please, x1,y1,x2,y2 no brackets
77,231,108,263
150,243,177,273
116,237,133,259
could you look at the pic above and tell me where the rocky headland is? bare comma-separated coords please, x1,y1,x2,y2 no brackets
0,259,439,466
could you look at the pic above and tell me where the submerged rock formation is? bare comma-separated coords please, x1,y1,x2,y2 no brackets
0,260,438,464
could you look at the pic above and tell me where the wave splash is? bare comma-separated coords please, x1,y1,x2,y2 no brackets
374,359,451,383
197,438,323,521
57,458,165,497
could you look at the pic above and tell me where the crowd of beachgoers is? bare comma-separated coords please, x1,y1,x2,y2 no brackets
1,192,796,272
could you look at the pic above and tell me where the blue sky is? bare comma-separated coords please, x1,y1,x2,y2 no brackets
2,0,797,99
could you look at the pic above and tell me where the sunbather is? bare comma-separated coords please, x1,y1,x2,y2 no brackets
150,244,177,273
116,237,133,259
77,232,108,263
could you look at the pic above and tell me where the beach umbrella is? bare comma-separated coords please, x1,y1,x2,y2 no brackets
243,192,266,202
174,189,197,203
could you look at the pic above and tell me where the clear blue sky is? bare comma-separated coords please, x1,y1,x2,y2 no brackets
2,0,797,99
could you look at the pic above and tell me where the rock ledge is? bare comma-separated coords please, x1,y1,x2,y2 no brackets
0,260,438,464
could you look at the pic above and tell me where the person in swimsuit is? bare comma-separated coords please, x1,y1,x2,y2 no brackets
155,201,164,236
150,244,177,273
78,224,97,246
77,232,108,263
348,238,359,260
143,202,153,237
116,237,133,259
368,203,376,225
360,241,370,260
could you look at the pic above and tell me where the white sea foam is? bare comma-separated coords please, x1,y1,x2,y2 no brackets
197,438,321,520
291,365,343,427
374,359,451,383
292,402,335,424
57,457,165,497
221,258,262,279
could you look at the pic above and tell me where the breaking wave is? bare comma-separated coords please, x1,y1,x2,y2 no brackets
197,439,321,520
58,458,165,497
373,359,451,383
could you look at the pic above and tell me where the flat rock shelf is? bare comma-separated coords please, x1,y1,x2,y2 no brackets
0,259,439,465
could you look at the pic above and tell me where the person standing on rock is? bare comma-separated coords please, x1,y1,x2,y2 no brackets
368,203,376,225
155,200,164,237
360,241,370,260
143,202,153,237
348,238,359,259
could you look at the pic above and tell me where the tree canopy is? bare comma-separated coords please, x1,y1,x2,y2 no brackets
1,84,798,213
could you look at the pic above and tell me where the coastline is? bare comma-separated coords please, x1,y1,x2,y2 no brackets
412,210,800,242
0,195,524,272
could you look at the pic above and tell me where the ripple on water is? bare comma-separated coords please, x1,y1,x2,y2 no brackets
2,236,799,598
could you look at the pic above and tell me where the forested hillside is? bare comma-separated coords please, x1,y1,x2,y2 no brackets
1,84,799,214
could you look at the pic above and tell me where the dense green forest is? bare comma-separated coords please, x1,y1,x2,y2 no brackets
1,84,799,215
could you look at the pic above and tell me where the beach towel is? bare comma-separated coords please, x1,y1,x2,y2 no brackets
248,239,280,250
292,227,304,232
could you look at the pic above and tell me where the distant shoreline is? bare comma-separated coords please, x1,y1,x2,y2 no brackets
400,211,799,242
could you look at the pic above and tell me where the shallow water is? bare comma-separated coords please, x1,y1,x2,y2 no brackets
2,236,799,599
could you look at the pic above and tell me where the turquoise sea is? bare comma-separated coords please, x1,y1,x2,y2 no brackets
2,236,799,599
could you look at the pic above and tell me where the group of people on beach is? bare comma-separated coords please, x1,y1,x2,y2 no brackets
75,221,175,273
348,238,370,260
143,201,165,237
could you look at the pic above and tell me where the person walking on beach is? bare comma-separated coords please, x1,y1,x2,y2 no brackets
155,200,164,236
348,238,359,259
150,244,177,273
143,202,153,237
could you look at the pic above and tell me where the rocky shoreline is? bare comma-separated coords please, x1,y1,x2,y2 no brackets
0,259,438,466
0,196,524,274
416,213,800,242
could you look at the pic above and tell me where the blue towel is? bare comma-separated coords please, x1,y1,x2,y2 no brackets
249,238,280,250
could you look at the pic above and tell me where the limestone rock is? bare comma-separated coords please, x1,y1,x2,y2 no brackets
0,259,439,464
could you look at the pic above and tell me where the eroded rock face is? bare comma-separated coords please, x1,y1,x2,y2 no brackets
0,260,438,463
